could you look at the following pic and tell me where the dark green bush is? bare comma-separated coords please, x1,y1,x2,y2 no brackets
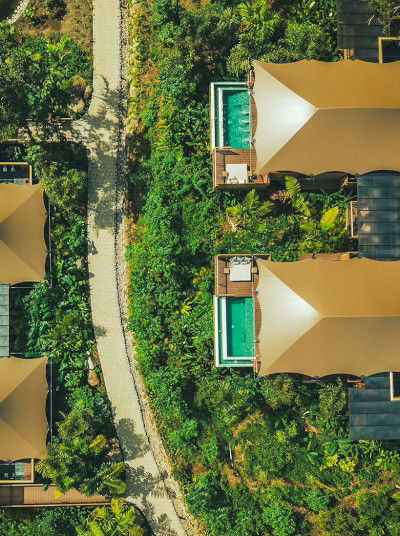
258,375,296,410
357,491,389,525
262,503,297,536
315,506,361,536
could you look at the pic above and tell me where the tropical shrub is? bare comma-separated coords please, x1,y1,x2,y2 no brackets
314,506,361,536
0,506,93,536
0,26,90,137
36,401,125,496
262,503,297,536
76,499,144,536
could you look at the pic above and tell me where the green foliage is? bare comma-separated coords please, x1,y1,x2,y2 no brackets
357,491,389,525
303,488,333,511
26,143,87,214
262,503,297,536
187,472,266,536
76,499,144,536
368,0,400,31
239,415,296,479
227,0,337,76
0,506,93,536
315,505,361,536
225,189,273,231
315,379,347,432
36,401,125,496
275,176,352,253
0,27,90,136
258,375,296,410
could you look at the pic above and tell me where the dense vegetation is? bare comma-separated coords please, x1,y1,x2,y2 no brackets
127,1,400,534
0,23,91,140
0,500,145,535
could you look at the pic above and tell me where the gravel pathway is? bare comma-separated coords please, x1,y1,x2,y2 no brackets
72,0,190,534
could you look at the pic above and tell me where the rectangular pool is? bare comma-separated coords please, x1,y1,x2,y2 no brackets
210,82,251,149
221,89,251,149
215,296,255,367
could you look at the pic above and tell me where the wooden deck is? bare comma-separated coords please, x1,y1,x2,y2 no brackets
0,484,110,507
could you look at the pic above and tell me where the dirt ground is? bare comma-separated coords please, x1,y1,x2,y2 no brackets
16,0,92,54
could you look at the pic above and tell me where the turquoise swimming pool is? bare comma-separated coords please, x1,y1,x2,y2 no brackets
222,89,251,149
211,82,251,149
215,296,255,367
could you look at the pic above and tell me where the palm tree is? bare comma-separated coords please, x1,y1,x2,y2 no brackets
226,189,273,230
76,498,144,536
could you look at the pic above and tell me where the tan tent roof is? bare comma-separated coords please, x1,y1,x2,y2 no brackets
0,357,48,460
253,59,400,176
257,258,400,377
0,184,46,284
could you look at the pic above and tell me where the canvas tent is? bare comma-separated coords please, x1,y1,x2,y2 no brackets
0,357,48,460
253,60,400,176
257,257,400,377
0,184,46,284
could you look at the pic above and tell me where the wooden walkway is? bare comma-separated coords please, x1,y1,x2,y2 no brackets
0,484,109,507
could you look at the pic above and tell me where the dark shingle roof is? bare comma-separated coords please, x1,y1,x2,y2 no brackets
349,374,400,440
358,172,400,260
336,0,383,61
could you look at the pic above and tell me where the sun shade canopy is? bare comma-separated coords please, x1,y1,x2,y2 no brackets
257,258,400,377
253,60,400,176
0,184,46,284
0,357,48,461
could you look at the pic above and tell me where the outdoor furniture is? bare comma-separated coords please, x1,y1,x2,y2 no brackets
230,258,252,282
225,163,248,184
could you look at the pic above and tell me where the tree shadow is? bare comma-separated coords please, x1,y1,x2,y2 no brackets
117,417,149,461
72,75,123,234
116,417,180,536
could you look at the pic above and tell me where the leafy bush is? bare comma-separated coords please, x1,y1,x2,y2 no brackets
315,380,348,433
315,506,361,536
303,488,333,512
258,375,296,410
76,499,144,536
262,503,297,536
0,506,93,536
239,416,295,479
27,143,88,215
357,491,389,525
0,28,90,136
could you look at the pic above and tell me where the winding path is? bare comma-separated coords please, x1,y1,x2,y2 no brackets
72,1,190,534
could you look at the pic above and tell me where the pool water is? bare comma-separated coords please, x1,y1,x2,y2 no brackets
226,297,255,357
222,89,251,149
